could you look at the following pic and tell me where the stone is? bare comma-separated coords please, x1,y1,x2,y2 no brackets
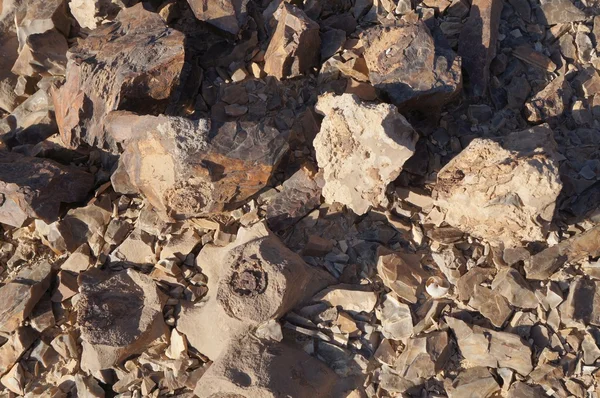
77,269,168,372
456,267,495,302
314,93,418,215
0,33,20,113
507,381,545,398
0,152,94,227
377,248,428,304
313,284,377,313
30,340,57,368
446,317,533,375
506,76,531,110
321,29,346,61
524,74,573,123
0,363,25,395
512,45,556,72
446,367,500,398
0,262,52,332
362,21,461,109
29,298,55,333
52,3,185,149
0,326,37,376
160,227,202,261
491,267,537,309
468,285,512,327
582,333,600,365
538,0,585,25
51,270,78,302
525,225,600,280
51,332,78,359
458,0,503,97
435,126,562,248
394,331,450,383
112,228,155,264
60,244,93,273
379,294,413,340
264,3,320,79
344,79,377,101
187,0,247,34
110,112,288,219
165,329,187,360
177,223,333,360
302,235,333,257
0,88,56,146
560,276,600,327
194,337,339,398
575,32,594,64
74,375,105,398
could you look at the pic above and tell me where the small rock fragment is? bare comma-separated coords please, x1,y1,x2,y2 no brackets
395,331,450,382
469,285,512,327
377,249,428,303
74,374,105,398
187,0,247,34
379,294,413,340
0,88,57,146
491,267,537,309
582,332,600,365
51,270,78,302
512,45,557,72
314,284,377,313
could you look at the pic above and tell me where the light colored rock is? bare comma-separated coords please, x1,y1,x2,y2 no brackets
165,329,187,360
524,73,572,123
469,285,512,327
377,248,427,304
74,374,105,398
435,126,562,247
60,244,93,273
582,332,600,365
379,294,413,340
112,228,155,265
0,326,37,376
314,284,377,313
314,93,418,215
491,267,537,309
456,267,495,302
394,331,450,382
51,270,78,302
0,363,25,395
50,332,78,360
160,228,201,261
187,0,247,34
560,276,600,327
446,367,500,398
69,0,120,30
30,340,57,368
539,0,586,25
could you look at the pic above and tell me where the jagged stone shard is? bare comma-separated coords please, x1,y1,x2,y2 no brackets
110,112,288,218
376,248,428,304
361,21,461,109
187,0,248,35
0,151,94,227
264,3,320,79
52,3,185,150
0,88,56,146
177,222,333,360
194,336,339,398
394,331,450,383
77,269,167,372
435,126,562,248
524,74,572,124
561,276,600,327
314,93,418,215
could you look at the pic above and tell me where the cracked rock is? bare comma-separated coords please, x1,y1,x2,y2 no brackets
0,88,57,146
377,248,428,304
394,331,450,383
491,267,537,309
468,285,512,327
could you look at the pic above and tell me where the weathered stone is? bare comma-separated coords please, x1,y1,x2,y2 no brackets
538,0,586,25
187,0,247,34
575,31,594,64
110,112,288,219
321,29,346,61
456,267,495,302
446,367,500,398
51,332,78,359
379,294,413,340
582,332,600,365
560,276,600,327
314,284,377,313
0,152,94,227
394,331,450,383
458,0,503,97
51,270,78,302
29,297,56,333
177,223,333,360
74,374,105,398
525,225,600,280
524,73,572,123
446,316,533,375
264,3,320,79
0,34,20,112
491,267,537,309
435,126,562,248
0,88,56,145
362,21,461,109
194,337,339,398
0,363,25,395
69,0,122,30
160,227,201,261
376,248,428,304
314,93,418,215
52,3,185,149
111,228,155,265
0,327,37,377
0,262,52,332
469,285,512,327
30,340,57,368
506,381,546,398
513,45,556,72
77,269,167,372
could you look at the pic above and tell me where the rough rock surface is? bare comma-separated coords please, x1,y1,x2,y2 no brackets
524,73,573,124
538,0,586,25
0,152,94,227
77,269,167,372
361,21,462,109
446,367,500,398
187,0,247,34
52,3,185,149
435,126,562,247
69,0,122,30
0,33,20,113
394,331,450,382
0,88,56,146
314,93,418,215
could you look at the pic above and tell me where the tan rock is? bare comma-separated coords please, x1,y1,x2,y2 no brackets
379,294,413,340
160,228,202,261
187,0,247,34
513,45,556,72
0,87,56,146
165,329,187,360
394,331,450,382
524,73,572,123
491,267,537,309
264,3,320,79
560,276,600,327
29,298,55,333
51,270,78,302
446,367,500,398
435,126,562,247
377,248,427,304
60,244,93,273
0,363,25,395
30,340,58,368
507,381,546,398
456,266,495,302
74,374,105,398
69,0,121,30
314,93,418,215
51,332,78,360
0,327,37,376
314,284,377,313
112,228,156,265
469,285,512,327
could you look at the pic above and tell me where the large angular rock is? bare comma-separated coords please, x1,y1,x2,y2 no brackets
458,0,503,97
446,367,500,398
0,88,56,145
468,285,512,328
0,152,94,227
0,34,20,112
187,0,248,35
376,248,428,304
264,3,320,79
0,327,38,377
77,269,167,372
560,276,600,327
361,21,461,109
314,93,418,215
0,262,52,333
177,223,333,360
538,0,586,25
52,3,185,149
524,74,572,124
110,112,288,219
394,331,450,383
491,267,537,308
194,337,340,398
435,126,562,248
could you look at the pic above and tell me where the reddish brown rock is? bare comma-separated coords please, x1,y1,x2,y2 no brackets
0,152,94,227
264,3,320,79
52,3,185,150
458,0,503,97
361,21,461,109
187,0,248,35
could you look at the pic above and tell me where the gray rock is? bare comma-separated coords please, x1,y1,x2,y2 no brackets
539,0,586,25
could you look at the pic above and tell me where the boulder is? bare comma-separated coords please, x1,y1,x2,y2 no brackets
435,126,562,247
0,152,94,227
314,93,418,215
52,3,185,149
77,269,168,372
187,0,248,35
361,21,461,109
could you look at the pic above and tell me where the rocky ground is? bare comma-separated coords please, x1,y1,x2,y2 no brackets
0,0,600,396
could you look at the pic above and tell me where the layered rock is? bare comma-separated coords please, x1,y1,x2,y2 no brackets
52,3,185,149
0,152,94,227
435,126,562,247
314,93,418,215
187,0,248,35
361,21,461,109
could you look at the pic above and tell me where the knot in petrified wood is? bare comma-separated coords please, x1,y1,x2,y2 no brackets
229,257,268,297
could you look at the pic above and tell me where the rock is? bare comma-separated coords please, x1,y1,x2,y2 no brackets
302,235,334,257
74,375,105,398
456,267,495,302
524,73,572,123
52,3,185,149
30,340,58,368
560,276,600,327
458,0,503,97
525,225,600,280
0,363,25,395
60,244,93,273
379,294,413,340
165,329,187,360
0,152,94,227
507,381,546,398
51,270,78,302
314,284,377,313
575,31,594,64
446,316,533,375
344,79,377,101
446,367,500,398
264,3,320,79
177,222,333,360
394,331,450,382
491,267,537,309
77,269,167,372
110,112,288,218
29,298,56,333
0,326,37,376
0,262,52,332
111,228,155,264
376,248,428,304
582,332,600,365
362,21,461,109
69,0,121,30
321,29,346,61
0,34,20,113
160,227,201,261
51,332,78,359
314,93,418,215
194,337,339,398
468,285,512,327
435,126,562,248
512,45,556,72
538,0,586,25
187,0,247,34
506,76,531,110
